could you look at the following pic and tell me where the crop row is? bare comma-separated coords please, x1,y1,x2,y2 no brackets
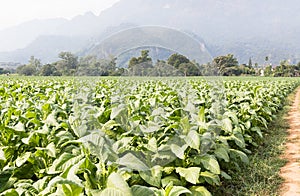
0,77,299,196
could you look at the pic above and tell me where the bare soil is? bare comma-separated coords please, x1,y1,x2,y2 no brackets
280,87,300,195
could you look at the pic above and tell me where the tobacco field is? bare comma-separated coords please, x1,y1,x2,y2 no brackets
0,77,299,196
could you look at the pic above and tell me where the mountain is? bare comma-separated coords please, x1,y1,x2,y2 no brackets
93,0,300,64
0,35,87,63
0,18,67,52
1,0,300,65
84,26,212,66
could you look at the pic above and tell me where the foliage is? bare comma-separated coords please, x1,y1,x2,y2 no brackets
0,68,11,75
16,64,37,76
0,77,299,195
178,63,201,76
272,60,300,77
212,54,239,76
128,50,153,76
167,53,190,69
55,52,79,76
14,51,300,77
39,64,61,76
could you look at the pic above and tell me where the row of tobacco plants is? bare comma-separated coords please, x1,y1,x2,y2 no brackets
0,77,300,196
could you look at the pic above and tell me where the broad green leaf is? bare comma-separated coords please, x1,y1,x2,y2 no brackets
150,187,165,196
44,112,59,127
0,188,19,196
0,148,6,161
224,112,239,125
180,116,191,135
112,137,132,152
231,133,245,148
222,118,232,133
48,176,83,187
16,152,31,167
189,186,212,196
245,121,251,129
14,181,38,196
85,189,101,196
214,147,229,162
164,182,173,196
131,185,155,196
60,183,83,196
175,167,201,184
79,132,117,162
170,144,187,160
100,188,128,196
118,153,149,171
45,142,56,158
42,103,52,115
221,171,232,180
48,153,83,174
139,165,162,187
106,172,132,196
140,122,161,133
46,176,83,196
25,111,36,119
151,108,165,116
169,186,191,196
230,149,249,164
111,104,126,119
184,130,200,150
66,159,86,184
146,137,158,153
13,122,25,132
200,155,220,174
198,106,205,123
183,101,197,113
0,169,15,193
161,176,183,188
33,176,51,192
251,127,263,138
102,120,120,132
200,171,220,185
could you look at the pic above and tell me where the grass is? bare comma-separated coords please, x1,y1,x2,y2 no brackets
210,89,297,196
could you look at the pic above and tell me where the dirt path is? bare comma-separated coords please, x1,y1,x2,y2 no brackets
280,87,300,195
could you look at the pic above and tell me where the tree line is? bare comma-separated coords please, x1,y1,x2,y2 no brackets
9,50,300,77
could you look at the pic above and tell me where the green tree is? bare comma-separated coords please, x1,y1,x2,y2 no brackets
16,56,42,76
128,50,153,76
77,55,100,76
265,56,269,62
167,53,190,69
150,60,182,76
29,56,42,71
248,57,252,68
199,62,218,76
39,64,61,76
212,54,239,76
178,62,201,76
56,52,78,75
264,65,273,76
16,64,36,76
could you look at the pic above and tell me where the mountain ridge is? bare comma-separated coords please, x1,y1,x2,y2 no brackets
1,0,300,65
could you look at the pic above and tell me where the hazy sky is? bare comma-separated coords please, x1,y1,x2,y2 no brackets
0,0,120,30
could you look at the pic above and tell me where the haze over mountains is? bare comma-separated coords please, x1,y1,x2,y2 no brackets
1,0,300,65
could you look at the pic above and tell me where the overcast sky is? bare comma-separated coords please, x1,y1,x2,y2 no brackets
0,0,120,30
